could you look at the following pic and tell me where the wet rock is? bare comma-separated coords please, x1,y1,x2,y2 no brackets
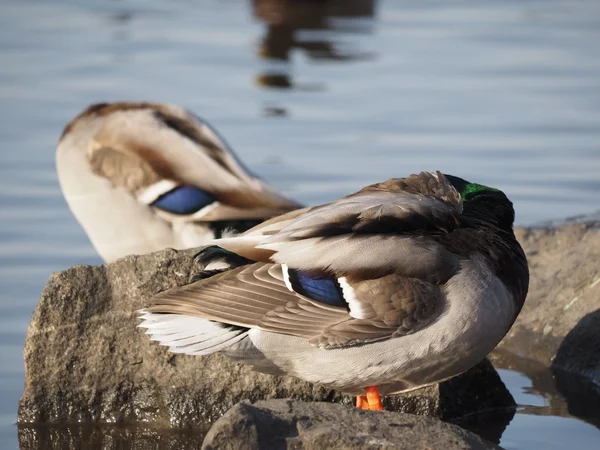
499,222,600,369
18,423,208,450
552,310,600,385
19,247,513,427
202,399,500,450
552,366,600,429
551,309,600,422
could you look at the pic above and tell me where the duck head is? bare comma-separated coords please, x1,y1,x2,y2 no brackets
443,174,515,232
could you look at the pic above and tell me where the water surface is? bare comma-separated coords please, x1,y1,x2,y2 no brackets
1,0,599,448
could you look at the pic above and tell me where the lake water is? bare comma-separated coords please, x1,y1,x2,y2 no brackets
1,0,599,448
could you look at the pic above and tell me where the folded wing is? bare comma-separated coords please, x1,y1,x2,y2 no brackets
148,263,444,349
145,172,459,351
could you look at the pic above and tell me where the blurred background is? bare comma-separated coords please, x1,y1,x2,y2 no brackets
1,0,599,449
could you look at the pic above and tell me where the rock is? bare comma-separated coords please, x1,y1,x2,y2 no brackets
498,222,600,368
18,247,514,428
201,399,500,450
550,309,600,424
552,365,600,429
552,310,600,385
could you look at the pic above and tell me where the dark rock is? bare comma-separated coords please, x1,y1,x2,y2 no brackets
499,222,600,370
552,310,600,385
550,309,600,428
201,399,500,450
552,367,600,429
19,247,514,427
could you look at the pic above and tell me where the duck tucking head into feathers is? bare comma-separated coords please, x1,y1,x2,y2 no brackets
57,102,301,262
139,171,529,410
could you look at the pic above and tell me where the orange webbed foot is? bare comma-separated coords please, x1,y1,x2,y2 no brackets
355,387,384,410
365,386,383,411
356,395,369,409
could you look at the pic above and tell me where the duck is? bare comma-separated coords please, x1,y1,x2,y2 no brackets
139,171,529,410
57,102,301,262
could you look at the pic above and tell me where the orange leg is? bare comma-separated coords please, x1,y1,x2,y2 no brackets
356,395,368,409
365,386,383,411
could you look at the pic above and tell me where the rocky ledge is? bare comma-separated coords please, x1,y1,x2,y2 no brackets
17,220,600,446
202,400,500,450
18,248,513,428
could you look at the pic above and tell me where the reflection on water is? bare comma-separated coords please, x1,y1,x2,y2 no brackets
18,424,207,450
491,348,600,448
254,0,376,70
253,0,376,115
452,408,516,446
553,369,600,430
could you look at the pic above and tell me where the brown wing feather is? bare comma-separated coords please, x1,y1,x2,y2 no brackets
216,172,462,272
150,263,445,349
361,171,461,204
258,274,445,349
149,263,350,334
309,276,444,348
264,173,461,243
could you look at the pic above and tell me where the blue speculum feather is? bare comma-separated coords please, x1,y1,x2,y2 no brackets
290,270,346,308
152,185,215,215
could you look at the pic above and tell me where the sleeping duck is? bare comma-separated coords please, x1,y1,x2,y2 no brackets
57,102,301,262
139,171,528,410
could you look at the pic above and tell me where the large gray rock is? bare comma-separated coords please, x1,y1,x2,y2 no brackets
498,222,600,371
18,247,513,427
202,399,500,450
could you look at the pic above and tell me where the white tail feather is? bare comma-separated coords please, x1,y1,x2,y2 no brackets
169,330,247,355
137,310,246,356
204,259,233,271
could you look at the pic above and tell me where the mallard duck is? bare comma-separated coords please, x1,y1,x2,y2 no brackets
139,171,529,410
57,102,301,262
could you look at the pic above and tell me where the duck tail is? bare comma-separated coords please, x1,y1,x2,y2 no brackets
137,310,247,356
136,245,253,356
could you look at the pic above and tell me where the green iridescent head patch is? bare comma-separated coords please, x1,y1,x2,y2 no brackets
461,183,500,201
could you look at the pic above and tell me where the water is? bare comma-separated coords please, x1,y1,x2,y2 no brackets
0,0,599,448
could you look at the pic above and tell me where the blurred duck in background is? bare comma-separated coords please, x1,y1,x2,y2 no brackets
57,102,301,262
